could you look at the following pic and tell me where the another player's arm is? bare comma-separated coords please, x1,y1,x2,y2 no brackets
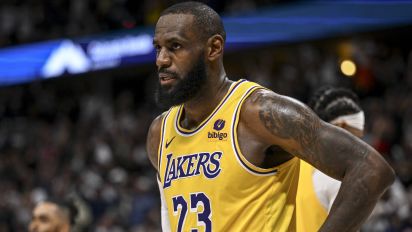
146,114,164,172
242,89,395,232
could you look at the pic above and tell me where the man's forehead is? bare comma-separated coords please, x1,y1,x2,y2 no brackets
33,202,59,215
155,14,195,38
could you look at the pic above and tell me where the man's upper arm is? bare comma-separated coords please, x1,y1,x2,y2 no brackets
146,114,164,172
242,89,377,180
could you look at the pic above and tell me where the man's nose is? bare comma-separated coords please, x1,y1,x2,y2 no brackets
156,48,171,68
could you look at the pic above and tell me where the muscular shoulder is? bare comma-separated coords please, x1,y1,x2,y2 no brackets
240,89,321,159
240,88,320,143
146,112,167,171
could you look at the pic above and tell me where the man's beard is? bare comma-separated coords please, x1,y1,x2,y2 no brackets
155,55,207,109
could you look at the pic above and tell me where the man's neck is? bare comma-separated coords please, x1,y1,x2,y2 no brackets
180,75,232,130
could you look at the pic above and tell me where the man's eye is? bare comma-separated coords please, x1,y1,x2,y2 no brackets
39,216,50,223
171,43,181,50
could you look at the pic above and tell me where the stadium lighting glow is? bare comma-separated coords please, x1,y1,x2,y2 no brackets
340,60,356,77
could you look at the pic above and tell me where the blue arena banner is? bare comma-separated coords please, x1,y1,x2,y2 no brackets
1,0,412,86
0,33,155,85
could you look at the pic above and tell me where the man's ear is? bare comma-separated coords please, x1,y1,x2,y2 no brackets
206,35,224,61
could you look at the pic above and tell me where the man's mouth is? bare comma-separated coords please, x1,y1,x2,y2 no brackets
159,73,176,84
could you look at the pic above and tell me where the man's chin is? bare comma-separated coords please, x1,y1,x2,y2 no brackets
156,90,178,108
159,81,176,92
159,88,175,99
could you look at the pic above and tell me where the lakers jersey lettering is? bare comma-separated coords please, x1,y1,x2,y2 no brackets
163,151,223,188
158,80,300,232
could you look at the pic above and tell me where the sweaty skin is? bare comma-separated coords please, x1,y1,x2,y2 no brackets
147,12,395,232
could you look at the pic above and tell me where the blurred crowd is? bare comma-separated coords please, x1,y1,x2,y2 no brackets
0,74,162,231
1,35,412,231
0,0,282,48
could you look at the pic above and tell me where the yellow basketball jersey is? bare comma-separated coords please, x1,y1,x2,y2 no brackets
296,160,328,232
157,80,300,232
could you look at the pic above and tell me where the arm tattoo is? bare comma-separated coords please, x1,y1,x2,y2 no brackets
257,91,373,178
255,92,394,231
257,93,320,156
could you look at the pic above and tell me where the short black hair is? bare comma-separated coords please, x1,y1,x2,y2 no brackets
45,198,78,226
308,86,362,122
160,1,226,42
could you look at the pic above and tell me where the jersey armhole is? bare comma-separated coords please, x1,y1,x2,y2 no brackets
157,109,172,181
231,86,280,176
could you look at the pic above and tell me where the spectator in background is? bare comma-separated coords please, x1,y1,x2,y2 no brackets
29,199,78,232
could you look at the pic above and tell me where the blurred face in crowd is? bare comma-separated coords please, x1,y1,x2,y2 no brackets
153,13,208,108
29,202,70,232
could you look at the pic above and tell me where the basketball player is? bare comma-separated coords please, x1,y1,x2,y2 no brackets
296,87,366,232
146,2,394,231
29,199,77,232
